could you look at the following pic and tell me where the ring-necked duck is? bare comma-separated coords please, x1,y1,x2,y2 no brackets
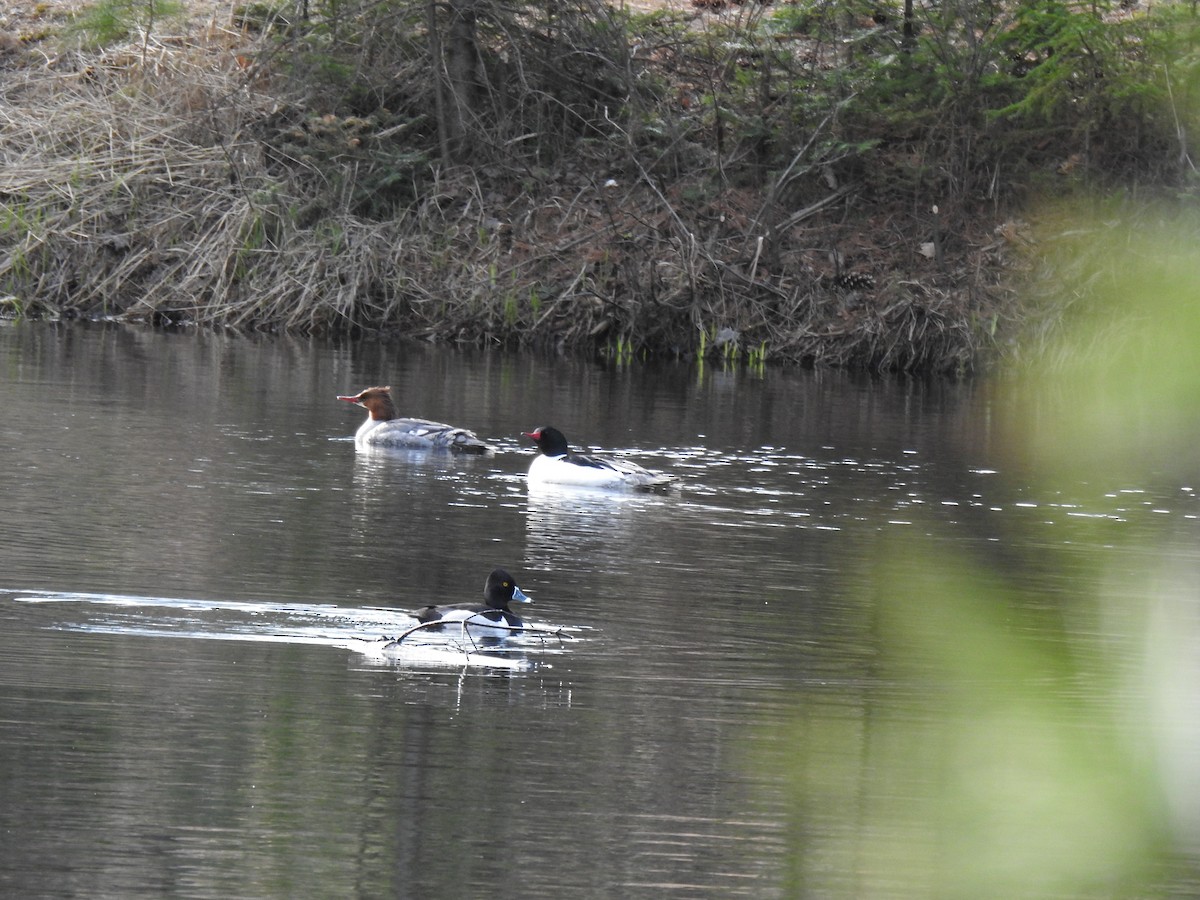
413,567,532,631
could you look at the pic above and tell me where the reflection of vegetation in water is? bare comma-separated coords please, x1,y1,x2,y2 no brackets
768,212,1200,895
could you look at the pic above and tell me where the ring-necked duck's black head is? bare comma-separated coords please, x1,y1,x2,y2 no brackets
415,567,532,626
483,567,532,609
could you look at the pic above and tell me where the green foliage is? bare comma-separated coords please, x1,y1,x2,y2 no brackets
764,0,894,40
804,0,1200,199
696,324,770,372
747,340,768,372
0,294,27,318
66,0,186,47
502,291,519,328
764,207,1198,895
226,0,1200,224
763,3,822,37
315,219,344,254
606,335,636,365
1019,207,1200,475
233,212,268,281
0,201,48,301
990,0,1161,151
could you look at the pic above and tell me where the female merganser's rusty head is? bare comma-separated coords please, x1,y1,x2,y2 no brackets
337,386,397,421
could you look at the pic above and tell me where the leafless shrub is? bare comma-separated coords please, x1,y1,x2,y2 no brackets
0,9,1009,372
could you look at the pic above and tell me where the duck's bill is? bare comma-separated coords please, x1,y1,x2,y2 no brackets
513,586,532,603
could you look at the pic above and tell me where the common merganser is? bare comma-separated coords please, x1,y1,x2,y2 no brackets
522,425,674,489
337,386,493,454
413,568,532,631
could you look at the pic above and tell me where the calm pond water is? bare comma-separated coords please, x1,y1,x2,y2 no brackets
1,321,1197,898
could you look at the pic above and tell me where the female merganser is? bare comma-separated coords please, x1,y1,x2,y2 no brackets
522,425,674,489
414,568,532,631
337,386,493,453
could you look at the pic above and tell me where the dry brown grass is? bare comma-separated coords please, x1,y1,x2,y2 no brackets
0,2,1016,372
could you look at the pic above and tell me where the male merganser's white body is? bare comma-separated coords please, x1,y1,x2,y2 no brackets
338,386,493,454
522,425,674,490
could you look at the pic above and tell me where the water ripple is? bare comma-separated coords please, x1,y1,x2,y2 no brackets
3,589,583,673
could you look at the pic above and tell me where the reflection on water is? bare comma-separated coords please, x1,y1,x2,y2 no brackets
5,588,578,673
524,481,673,574
0,321,1198,897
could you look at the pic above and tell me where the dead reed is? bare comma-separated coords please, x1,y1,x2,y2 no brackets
0,24,1012,372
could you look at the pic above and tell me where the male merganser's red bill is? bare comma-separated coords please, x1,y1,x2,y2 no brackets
413,567,532,632
522,425,674,490
338,386,493,454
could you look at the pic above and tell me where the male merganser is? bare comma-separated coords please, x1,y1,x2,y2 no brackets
337,386,493,453
522,425,674,489
413,568,532,631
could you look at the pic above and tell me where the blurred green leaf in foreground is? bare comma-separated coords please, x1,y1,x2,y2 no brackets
768,210,1200,898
